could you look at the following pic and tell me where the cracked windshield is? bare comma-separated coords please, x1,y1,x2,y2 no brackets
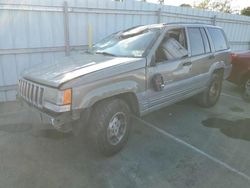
0,0,250,187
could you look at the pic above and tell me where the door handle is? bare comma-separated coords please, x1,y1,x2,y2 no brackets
183,62,192,66
209,54,215,59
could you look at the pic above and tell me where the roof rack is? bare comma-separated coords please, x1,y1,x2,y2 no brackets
164,22,214,26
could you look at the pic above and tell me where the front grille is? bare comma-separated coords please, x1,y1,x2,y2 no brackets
19,79,44,108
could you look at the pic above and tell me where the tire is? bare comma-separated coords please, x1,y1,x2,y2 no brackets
196,72,223,107
88,98,131,156
242,76,250,103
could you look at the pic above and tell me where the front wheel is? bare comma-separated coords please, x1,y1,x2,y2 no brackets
89,98,131,156
242,77,250,102
196,72,223,107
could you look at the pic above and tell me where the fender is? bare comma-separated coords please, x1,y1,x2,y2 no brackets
73,80,139,110
196,61,227,88
208,60,231,79
209,61,225,73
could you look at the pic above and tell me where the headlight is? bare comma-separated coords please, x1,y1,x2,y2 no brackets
43,88,72,112
58,88,72,105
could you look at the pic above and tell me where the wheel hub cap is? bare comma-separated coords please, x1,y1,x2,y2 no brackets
209,81,220,98
245,79,250,96
107,112,127,145
246,79,250,90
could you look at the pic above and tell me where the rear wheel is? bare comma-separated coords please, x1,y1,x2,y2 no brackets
196,72,223,107
89,98,131,156
242,76,250,102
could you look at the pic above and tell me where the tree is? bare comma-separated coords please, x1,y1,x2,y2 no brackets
180,4,192,8
195,0,210,9
158,0,164,5
241,7,250,16
194,0,232,13
212,0,232,13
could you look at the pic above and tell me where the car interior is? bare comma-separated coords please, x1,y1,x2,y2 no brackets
155,29,188,63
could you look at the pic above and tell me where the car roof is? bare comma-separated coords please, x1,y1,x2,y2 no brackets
167,22,221,28
142,22,222,29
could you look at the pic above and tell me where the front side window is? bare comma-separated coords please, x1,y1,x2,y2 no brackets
91,26,161,58
155,28,188,62
208,28,228,51
187,27,205,56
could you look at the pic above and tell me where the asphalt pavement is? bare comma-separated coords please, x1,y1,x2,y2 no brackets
0,81,249,188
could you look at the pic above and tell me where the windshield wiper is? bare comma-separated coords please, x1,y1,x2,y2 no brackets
96,51,116,57
82,49,92,54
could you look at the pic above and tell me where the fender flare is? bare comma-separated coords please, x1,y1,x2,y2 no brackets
78,81,139,109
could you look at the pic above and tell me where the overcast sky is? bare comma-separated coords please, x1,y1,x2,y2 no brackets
147,0,250,11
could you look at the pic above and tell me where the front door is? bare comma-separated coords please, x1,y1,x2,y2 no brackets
145,27,194,112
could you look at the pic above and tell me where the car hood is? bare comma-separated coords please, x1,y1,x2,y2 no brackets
23,52,141,88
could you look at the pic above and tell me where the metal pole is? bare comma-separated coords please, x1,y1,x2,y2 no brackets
63,1,70,56
88,23,93,50
157,8,161,23
212,15,216,25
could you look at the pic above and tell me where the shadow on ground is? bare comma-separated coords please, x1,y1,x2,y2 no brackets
202,118,250,141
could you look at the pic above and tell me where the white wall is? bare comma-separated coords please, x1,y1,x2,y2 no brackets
0,0,250,102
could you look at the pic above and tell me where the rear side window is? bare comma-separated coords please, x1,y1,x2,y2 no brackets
187,28,205,56
208,28,228,51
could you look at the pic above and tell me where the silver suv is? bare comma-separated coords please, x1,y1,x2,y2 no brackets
18,23,232,156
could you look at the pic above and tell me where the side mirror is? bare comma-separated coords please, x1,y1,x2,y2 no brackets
152,73,164,91
181,54,188,59
150,55,156,66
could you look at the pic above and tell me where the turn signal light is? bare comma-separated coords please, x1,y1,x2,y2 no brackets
63,89,72,105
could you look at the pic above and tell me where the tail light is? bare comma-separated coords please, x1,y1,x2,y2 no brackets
229,52,237,63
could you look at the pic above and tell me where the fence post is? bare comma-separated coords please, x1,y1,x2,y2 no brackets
157,8,161,23
63,1,70,56
212,15,216,25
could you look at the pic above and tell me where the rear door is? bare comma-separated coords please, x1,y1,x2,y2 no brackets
206,27,231,78
187,27,215,90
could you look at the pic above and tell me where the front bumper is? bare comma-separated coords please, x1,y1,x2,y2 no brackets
17,95,83,132
39,111,77,132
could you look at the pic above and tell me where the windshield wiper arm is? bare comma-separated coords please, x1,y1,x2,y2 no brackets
96,51,116,57
82,49,92,54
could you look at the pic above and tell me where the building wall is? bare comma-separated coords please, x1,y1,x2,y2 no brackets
0,0,250,101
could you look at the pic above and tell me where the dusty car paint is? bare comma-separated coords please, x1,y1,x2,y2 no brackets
18,23,232,131
24,53,143,88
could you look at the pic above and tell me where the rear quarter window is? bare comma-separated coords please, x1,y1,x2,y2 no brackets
208,28,228,52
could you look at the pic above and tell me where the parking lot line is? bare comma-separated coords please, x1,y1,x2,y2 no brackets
221,92,243,101
134,116,250,182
